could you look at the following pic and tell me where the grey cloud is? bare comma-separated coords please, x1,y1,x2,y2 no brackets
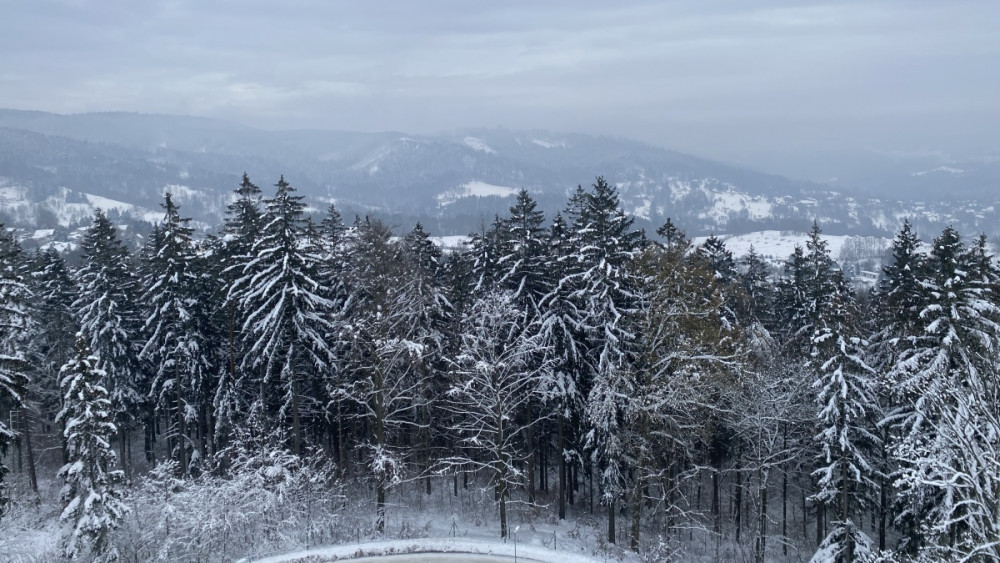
0,1,997,161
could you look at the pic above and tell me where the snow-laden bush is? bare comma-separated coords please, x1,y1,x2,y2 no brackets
810,521,875,563
107,446,344,562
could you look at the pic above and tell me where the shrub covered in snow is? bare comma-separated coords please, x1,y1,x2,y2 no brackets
106,444,343,562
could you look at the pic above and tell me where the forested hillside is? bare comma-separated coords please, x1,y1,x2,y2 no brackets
1,175,999,562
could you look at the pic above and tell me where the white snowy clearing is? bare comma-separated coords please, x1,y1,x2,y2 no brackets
693,230,891,264
911,166,964,176
463,137,497,154
699,189,773,224
436,181,520,206
430,235,471,250
246,538,605,563
530,139,566,149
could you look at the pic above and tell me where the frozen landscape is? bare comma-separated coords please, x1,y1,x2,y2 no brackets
2,2,999,562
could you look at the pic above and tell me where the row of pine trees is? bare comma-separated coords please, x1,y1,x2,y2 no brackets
2,174,1000,561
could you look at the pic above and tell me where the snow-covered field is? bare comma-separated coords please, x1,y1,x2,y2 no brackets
437,181,520,206
693,230,891,264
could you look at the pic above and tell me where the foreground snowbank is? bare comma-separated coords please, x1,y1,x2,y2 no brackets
244,537,605,562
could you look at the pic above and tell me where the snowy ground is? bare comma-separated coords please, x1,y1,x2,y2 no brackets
247,538,605,562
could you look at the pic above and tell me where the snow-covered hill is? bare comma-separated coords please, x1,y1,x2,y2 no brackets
1,109,998,241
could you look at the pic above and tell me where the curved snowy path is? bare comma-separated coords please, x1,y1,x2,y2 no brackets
246,537,604,562
343,554,539,562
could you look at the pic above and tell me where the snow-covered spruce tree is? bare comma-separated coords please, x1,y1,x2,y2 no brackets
809,302,880,562
57,338,128,560
442,289,551,539
314,204,351,468
224,173,266,263
468,214,510,294
537,211,585,521
697,234,742,338
214,173,267,456
27,248,79,430
498,189,551,310
496,190,551,503
140,193,210,475
228,176,336,456
698,235,738,282
886,226,1000,559
74,210,146,467
795,222,881,559
0,226,31,518
775,244,811,348
572,177,643,545
867,220,924,551
397,222,452,493
316,204,350,325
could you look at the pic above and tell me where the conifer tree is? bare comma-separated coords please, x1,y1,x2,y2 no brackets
0,226,31,518
27,248,79,423
740,245,772,323
572,177,642,544
698,235,737,282
497,189,551,502
869,220,923,549
57,338,128,560
886,226,1000,558
468,215,509,293
397,222,451,491
229,176,336,456
538,211,585,520
74,210,146,464
215,173,267,454
140,193,207,474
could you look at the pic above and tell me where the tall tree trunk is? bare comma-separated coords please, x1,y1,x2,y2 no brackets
498,464,509,538
816,503,824,546
374,371,386,534
558,419,567,520
21,409,37,494
144,404,156,464
525,402,535,504
337,401,346,472
608,500,616,544
630,417,650,552
842,450,853,561
118,426,130,480
801,487,808,542
540,425,547,491
879,474,887,551
630,465,643,550
290,376,302,456
589,463,594,515
424,403,432,495
176,381,188,475
712,465,721,533
756,467,767,563
735,459,743,545
782,424,789,557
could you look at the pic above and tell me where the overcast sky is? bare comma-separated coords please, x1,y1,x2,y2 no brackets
1,1,997,161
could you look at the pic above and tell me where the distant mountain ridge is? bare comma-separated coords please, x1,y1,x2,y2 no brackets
1,109,998,242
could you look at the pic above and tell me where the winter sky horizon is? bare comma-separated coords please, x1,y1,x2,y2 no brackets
1,1,998,162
